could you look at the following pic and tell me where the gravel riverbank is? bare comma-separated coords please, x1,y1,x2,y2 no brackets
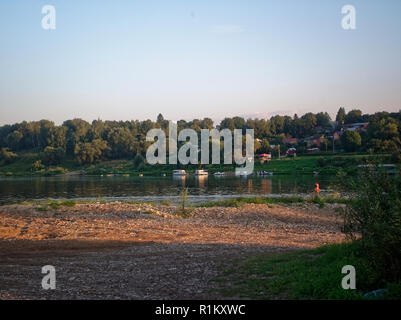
0,202,346,299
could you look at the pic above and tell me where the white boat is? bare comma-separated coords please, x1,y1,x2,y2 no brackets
195,169,208,176
236,170,251,177
172,170,187,176
256,171,273,176
213,172,225,176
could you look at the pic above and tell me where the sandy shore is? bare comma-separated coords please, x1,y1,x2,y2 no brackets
0,202,346,299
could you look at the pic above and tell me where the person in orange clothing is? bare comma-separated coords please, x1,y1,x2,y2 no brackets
314,182,320,194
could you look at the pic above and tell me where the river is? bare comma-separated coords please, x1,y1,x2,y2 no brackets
0,175,339,205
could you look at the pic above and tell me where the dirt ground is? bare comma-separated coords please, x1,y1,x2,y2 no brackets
0,202,346,299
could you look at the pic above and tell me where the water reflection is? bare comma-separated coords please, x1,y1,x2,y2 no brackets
195,175,207,188
0,175,336,205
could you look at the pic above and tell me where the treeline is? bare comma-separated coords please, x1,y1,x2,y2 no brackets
0,109,401,166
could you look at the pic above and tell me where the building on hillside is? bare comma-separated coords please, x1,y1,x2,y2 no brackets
286,148,297,157
303,135,325,149
333,131,341,141
342,122,369,132
283,137,298,145
258,153,272,163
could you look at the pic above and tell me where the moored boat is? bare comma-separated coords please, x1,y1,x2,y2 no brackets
195,169,208,176
173,170,187,176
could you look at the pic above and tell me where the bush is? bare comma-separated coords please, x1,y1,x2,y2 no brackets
340,169,401,283
42,146,65,166
391,151,401,164
176,188,193,217
0,148,18,164
341,131,362,152
32,160,45,171
136,162,145,171
44,167,68,176
133,154,145,169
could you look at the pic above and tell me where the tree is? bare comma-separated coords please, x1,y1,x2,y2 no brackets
336,107,346,124
270,115,285,135
232,117,246,131
341,131,361,152
6,130,23,151
156,113,165,124
133,154,145,169
74,139,109,165
219,118,235,131
42,146,65,166
63,118,91,155
258,139,270,153
200,118,214,130
300,113,317,136
367,118,401,152
38,120,56,148
106,127,135,158
344,109,363,124
316,112,331,128
0,148,18,164
45,126,67,150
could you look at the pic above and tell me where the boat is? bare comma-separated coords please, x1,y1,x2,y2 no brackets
172,170,187,176
236,170,251,177
195,169,208,176
256,171,273,176
213,172,225,176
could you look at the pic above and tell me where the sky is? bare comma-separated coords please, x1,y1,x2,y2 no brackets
0,0,400,125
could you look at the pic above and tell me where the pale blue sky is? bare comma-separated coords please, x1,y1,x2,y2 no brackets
0,0,400,125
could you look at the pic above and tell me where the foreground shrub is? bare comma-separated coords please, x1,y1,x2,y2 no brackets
340,169,401,283
175,188,193,217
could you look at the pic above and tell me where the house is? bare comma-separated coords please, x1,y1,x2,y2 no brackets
333,131,341,141
342,122,369,132
286,148,297,157
283,137,298,145
304,135,325,149
258,153,271,163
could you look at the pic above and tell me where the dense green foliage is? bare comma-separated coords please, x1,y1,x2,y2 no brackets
340,170,401,283
0,109,400,171
214,171,401,300
0,148,18,164
215,242,400,299
198,195,349,208
341,131,362,152
43,146,65,165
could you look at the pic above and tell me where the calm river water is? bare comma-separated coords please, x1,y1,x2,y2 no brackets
0,175,338,205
